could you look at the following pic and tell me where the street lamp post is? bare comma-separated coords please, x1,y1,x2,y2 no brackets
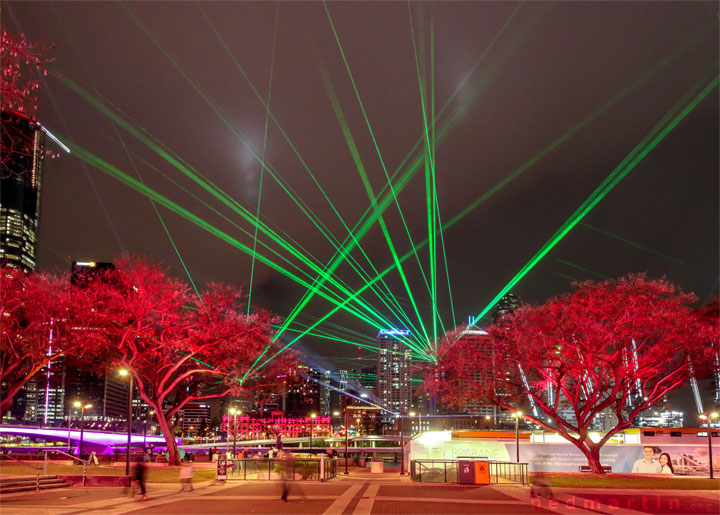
332,411,340,434
399,413,405,476
344,408,349,475
67,406,72,452
229,408,239,458
700,412,718,479
310,413,317,449
73,401,92,459
409,411,416,437
119,369,133,476
513,411,523,463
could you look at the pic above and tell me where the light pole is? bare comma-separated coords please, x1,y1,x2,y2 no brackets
344,408,349,475
513,411,523,463
310,413,317,449
332,411,340,434
119,369,133,475
67,406,73,452
409,411,416,436
73,401,92,459
700,412,718,479
229,408,239,458
399,413,405,476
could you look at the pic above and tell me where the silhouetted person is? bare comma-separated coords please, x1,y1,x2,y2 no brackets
179,462,194,492
132,461,147,501
279,450,291,502
530,471,553,499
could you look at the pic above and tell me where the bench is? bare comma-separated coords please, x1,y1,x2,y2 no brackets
578,465,612,473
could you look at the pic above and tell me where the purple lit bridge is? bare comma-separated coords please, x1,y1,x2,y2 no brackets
0,426,171,454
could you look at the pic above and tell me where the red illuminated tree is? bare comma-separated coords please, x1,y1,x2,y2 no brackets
88,258,292,465
433,275,716,474
1,25,54,170
0,267,102,417
1,26,53,115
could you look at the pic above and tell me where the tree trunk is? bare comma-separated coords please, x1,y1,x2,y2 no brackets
155,410,181,466
581,444,606,474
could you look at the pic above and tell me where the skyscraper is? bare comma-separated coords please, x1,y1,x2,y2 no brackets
0,111,44,271
376,329,412,414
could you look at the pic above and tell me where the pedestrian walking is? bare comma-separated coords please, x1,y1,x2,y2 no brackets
179,462,194,492
278,449,291,502
131,461,147,501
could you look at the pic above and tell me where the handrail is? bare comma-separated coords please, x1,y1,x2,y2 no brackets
47,449,90,464
0,453,43,471
44,449,91,486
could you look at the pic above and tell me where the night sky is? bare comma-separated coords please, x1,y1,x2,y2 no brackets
5,2,719,406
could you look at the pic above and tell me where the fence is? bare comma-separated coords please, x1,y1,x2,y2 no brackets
410,459,528,485
227,458,337,481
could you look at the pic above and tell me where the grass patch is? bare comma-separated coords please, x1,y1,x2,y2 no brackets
0,463,215,483
534,472,720,490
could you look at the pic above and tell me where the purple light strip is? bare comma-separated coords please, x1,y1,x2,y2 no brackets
0,426,170,447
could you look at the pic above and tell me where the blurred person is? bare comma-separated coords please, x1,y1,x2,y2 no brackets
632,446,658,473
179,462,194,492
131,461,147,501
658,453,674,475
530,471,553,499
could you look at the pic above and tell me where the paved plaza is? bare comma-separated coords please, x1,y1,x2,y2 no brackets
0,473,718,515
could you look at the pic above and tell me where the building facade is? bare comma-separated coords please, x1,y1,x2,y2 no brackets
0,111,44,271
376,329,412,414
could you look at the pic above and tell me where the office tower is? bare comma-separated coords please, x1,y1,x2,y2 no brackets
376,329,412,414
178,403,211,436
452,326,499,419
0,111,44,271
23,365,65,425
285,365,321,417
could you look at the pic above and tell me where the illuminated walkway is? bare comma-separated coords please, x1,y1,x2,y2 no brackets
0,475,717,514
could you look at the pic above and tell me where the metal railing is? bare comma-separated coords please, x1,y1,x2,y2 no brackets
410,459,458,483
1,453,44,491
410,459,528,485
227,457,337,481
44,449,91,486
490,460,528,485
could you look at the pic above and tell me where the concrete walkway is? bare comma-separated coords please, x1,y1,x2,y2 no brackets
0,474,717,514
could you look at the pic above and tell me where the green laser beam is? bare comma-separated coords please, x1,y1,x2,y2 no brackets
555,259,610,281
555,272,581,284
469,69,719,327
64,141,424,343
258,4,538,359
248,3,280,319
52,5,203,300
322,0,433,350
579,222,698,270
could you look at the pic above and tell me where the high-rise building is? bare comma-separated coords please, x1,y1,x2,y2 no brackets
450,326,499,419
285,365,321,417
0,111,44,271
23,364,65,425
376,329,412,414
178,403,211,436
321,369,348,415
